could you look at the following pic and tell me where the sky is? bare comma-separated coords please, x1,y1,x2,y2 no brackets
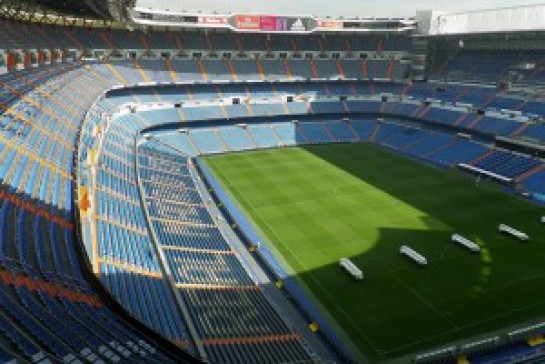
135,0,545,17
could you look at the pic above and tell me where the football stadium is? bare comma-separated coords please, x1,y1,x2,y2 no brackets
1,0,545,363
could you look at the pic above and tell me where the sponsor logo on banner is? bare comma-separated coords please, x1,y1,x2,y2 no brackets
236,15,260,30
276,17,288,31
288,18,307,31
198,16,228,24
260,16,289,31
317,20,343,29
260,15,277,31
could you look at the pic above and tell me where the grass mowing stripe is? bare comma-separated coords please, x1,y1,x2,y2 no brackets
204,144,545,362
206,152,383,353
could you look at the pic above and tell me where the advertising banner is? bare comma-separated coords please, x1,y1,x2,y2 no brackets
198,15,228,25
287,17,308,32
317,19,343,29
276,17,288,31
260,15,277,31
236,15,261,30
259,16,289,31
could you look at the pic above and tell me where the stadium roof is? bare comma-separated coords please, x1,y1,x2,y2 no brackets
418,3,545,36
29,0,111,18
4,0,135,21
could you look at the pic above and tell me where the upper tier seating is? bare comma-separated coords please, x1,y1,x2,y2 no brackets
433,49,545,85
1,21,411,55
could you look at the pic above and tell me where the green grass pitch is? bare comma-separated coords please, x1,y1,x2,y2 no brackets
203,143,545,362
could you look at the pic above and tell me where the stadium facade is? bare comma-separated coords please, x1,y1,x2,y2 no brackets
0,1,545,363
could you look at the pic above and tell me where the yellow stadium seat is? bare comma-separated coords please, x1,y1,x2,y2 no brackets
457,355,470,364
528,335,545,347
